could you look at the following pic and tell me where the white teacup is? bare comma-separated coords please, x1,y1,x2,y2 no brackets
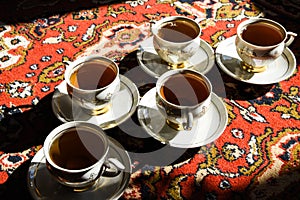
65,55,120,115
156,69,212,131
43,121,125,189
235,18,297,72
151,16,201,68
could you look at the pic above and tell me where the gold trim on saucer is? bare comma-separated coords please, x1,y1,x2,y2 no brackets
83,104,111,116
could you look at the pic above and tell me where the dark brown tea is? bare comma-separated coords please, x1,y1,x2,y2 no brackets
70,60,117,90
160,72,209,106
49,127,105,170
241,22,284,46
158,19,200,43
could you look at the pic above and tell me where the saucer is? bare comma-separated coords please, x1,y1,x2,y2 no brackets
215,35,296,84
27,137,131,200
137,36,215,78
137,88,228,148
52,75,140,130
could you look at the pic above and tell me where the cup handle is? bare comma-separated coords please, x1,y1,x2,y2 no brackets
183,112,193,131
149,20,156,35
285,32,297,47
102,158,125,177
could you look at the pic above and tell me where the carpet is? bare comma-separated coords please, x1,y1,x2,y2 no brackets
0,0,299,199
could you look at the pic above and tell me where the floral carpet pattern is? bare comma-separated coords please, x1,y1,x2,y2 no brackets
0,0,299,199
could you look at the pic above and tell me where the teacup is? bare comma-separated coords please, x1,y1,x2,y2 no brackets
235,18,297,72
43,121,125,189
65,55,120,115
151,16,201,69
156,69,212,131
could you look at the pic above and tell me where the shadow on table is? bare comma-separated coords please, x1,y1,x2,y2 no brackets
110,50,201,169
214,69,276,101
106,112,202,170
0,92,62,153
0,92,62,199
0,160,32,200
0,0,123,24
109,49,279,169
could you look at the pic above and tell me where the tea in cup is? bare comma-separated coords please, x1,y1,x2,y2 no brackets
65,55,120,115
151,16,201,69
235,18,297,72
43,121,125,189
156,69,212,131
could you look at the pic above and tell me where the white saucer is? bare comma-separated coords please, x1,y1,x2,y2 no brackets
137,88,228,148
27,137,131,200
216,35,296,84
137,36,215,78
52,75,140,130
